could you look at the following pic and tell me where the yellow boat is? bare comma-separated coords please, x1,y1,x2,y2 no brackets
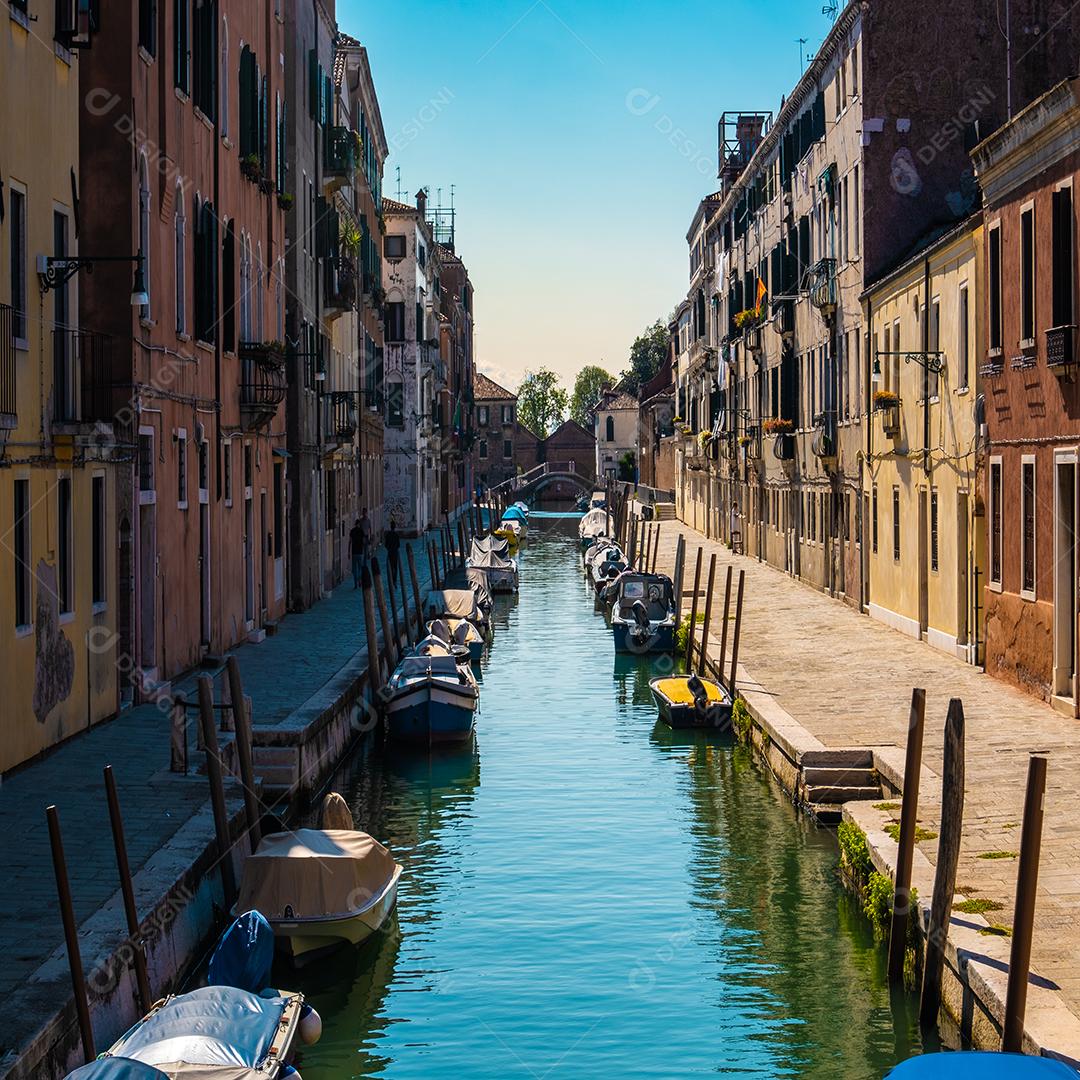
649,674,732,729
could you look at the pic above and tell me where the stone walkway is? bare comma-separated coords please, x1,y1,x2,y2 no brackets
651,519,1080,1026
0,528,447,1070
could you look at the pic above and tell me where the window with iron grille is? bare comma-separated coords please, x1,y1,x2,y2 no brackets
1022,459,1036,595
92,475,106,606
892,487,900,562
1020,206,1035,343
989,459,1002,584
13,479,30,628
930,488,939,573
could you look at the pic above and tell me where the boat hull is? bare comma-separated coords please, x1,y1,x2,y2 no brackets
385,679,477,743
651,688,732,729
467,565,519,594
612,621,675,654
272,869,401,965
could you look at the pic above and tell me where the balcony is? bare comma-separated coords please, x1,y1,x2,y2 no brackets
239,341,287,431
324,256,357,320
52,325,121,428
323,126,356,192
805,258,837,318
0,304,16,427
1047,325,1077,372
811,411,837,462
331,390,358,441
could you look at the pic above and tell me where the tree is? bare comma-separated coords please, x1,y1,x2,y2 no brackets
570,364,614,428
516,368,568,437
620,318,670,396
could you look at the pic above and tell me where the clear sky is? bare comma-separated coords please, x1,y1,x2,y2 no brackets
342,0,836,393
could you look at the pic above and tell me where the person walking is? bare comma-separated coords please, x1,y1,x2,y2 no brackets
386,518,401,586
349,517,365,589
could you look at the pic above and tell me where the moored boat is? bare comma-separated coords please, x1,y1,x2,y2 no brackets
650,673,732,729
236,820,401,966
384,644,479,743
885,1053,1079,1078
578,507,610,551
466,536,519,594
610,572,677,653
585,541,627,594
424,586,492,636
427,615,485,661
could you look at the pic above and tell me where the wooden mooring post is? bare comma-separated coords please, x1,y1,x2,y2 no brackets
407,545,425,638
920,698,965,1029
170,692,188,773
716,565,733,681
651,522,661,574
727,569,745,696
888,687,927,983
686,547,703,666
672,534,686,617
197,675,237,907
425,540,438,590
372,558,398,671
1002,754,1048,1053
103,765,153,1012
399,557,416,646
384,555,403,652
225,656,261,853
697,553,717,677
362,564,383,697
46,804,96,1063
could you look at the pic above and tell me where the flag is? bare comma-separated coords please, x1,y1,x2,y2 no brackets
755,277,767,310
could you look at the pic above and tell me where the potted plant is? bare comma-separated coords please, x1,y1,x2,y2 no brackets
874,389,901,436
873,389,900,410
762,417,794,435
240,153,262,182
340,222,363,258
277,192,294,211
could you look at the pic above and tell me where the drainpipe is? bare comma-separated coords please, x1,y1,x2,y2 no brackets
923,257,931,474
865,296,873,614
213,25,222,652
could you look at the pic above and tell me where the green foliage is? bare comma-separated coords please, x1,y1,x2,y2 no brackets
516,368,568,437
979,850,1019,860
863,871,894,934
570,365,614,428
837,821,872,881
617,450,636,482
620,318,670,396
731,696,752,742
674,612,705,655
884,823,938,843
953,898,1004,915
872,802,900,812
980,924,1012,937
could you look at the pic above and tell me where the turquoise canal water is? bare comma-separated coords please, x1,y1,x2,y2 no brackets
286,514,928,1079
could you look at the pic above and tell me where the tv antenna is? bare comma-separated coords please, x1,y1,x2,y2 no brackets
394,166,404,201
796,38,808,74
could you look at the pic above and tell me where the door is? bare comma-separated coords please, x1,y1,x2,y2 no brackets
199,503,211,646
1054,457,1077,699
918,489,929,636
244,495,254,626
138,503,157,672
260,490,268,621
957,493,970,657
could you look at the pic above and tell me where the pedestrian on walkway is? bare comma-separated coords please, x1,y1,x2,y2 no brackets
386,518,401,585
349,517,365,589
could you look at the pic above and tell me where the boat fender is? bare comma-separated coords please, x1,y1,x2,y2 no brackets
299,1002,323,1045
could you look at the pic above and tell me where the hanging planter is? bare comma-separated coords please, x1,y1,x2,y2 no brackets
240,154,262,182
873,389,900,410
762,417,794,436
277,192,294,211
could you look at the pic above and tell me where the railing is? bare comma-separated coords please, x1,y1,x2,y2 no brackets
805,258,837,315
323,126,356,181
324,255,357,314
239,341,287,430
1047,325,1076,370
0,303,16,420
489,462,548,495
329,390,358,441
52,326,114,423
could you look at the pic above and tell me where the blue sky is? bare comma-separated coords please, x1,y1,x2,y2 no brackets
342,0,836,392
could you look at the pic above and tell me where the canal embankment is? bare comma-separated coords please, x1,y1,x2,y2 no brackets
647,515,1080,1063
0,515,469,1080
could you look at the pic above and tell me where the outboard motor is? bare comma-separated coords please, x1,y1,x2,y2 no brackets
631,600,651,629
430,618,452,644
687,673,709,712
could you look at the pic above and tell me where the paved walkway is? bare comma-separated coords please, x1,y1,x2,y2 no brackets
0,528,448,1069
651,519,1080,1023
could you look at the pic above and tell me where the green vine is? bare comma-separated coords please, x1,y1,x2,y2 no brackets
837,820,872,881
731,696,752,742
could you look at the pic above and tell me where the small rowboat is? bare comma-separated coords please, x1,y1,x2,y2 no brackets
385,642,479,743
650,674,732,729
885,1053,1080,1079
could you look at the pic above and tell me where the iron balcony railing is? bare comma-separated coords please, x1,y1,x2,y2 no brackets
1047,325,1077,370
324,126,356,180
324,255,357,314
52,325,115,424
0,303,16,419
329,390,358,441
239,341,287,430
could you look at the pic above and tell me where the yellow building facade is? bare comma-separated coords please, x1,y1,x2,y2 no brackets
863,217,985,664
1,9,119,772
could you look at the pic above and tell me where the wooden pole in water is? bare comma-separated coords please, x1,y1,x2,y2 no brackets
697,553,717,677
170,692,188,773
716,565,734,683
425,539,438,590
458,519,468,569
398,557,415,646
103,765,153,1012
921,698,965,1029
362,563,384,695
46,805,96,1063
651,521,661,574
1002,754,1048,1053
384,554,403,653
372,558,398,670
727,569,745,695
672,534,686,617
225,656,261,854
197,675,237,907
407,544,425,637
686,547,703,666
888,687,927,983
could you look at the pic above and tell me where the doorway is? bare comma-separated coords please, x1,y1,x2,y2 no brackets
957,493,970,658
1054,455,1077,700
199,502,211,646
918,489,929,637
244,494,254,627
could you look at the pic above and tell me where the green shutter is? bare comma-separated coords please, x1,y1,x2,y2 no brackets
239,47,254,157
308,49,317,118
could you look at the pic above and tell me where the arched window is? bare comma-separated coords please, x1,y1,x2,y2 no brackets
174,183,186,334
138,155,151,320
255,242,264,340
605,415,615,442
220,18,229,141
239,234,250,342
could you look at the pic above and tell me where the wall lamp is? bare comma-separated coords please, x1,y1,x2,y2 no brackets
872,350,946,384
38,253,148,307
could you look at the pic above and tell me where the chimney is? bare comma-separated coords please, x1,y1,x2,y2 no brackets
416,188,427,216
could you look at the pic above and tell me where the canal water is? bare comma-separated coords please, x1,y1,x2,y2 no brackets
287,513,927,1079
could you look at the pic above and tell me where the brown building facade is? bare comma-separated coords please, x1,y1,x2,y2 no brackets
972,79,1080,710
472,372,517,491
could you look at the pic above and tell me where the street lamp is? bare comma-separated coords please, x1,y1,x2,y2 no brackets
38,253,148,307
872,350,946,384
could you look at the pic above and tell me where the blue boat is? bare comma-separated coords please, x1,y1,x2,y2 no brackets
384,644,479,744
610,572,677,654
885,1053,1079,1078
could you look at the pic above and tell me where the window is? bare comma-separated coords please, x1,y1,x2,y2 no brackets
139,431,155,495
892,486,901,562
872,485,878,553
503,439,512,459
175,191,186,334
989,458,1002,585
177,432,188,507
384,235,406,259
174,0,189,91
273,461,284,558
502,404,514,425
220,18,229,139
605,415,615,442
92,475,106,606
1020,204,1035,344
929,296,940,400
14,479,30,629
244,444,253,490
58,478,72,615
192,0,217,121
930,488,939,573
1022,457,1036,596
198,440,209,495
478,438,488,460
1052,185,1074,327
9,188,27,343
987,224,1002,354
224,439,233,504
194,198,218,343
386,380,403,427
139,0,157,56
852,164,860,256
385,302,405,342
957,283,969,391
138,157,151,320
477,405,489,426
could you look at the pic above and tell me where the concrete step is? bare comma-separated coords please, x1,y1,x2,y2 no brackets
803,765,877,787
801,748,875,769
804,784,882,804
654,503,676,520
255,764,299,788
254,746,297,766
